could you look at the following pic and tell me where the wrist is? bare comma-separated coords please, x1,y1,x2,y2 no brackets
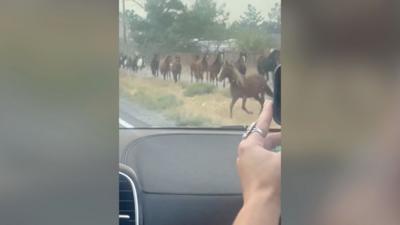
245,188,281,208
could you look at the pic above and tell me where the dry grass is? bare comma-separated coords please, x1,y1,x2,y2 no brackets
120,72,279,128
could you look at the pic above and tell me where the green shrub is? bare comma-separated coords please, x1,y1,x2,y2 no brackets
156,95,182,110
133,91,181,111
183,83,216,97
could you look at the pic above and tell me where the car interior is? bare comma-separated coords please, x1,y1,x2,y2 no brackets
118,0,281,224
119,128,245,225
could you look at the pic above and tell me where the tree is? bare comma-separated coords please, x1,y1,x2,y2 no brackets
230,2,281,52
172,0,229,43
263,2,281,34
239,4,264,28
128,0,187,53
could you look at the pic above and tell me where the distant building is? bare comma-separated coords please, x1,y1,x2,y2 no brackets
190,39,239,52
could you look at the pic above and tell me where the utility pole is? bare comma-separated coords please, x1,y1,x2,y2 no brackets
122,0,127,44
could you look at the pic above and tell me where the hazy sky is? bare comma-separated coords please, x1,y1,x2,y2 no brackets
120,0,280,23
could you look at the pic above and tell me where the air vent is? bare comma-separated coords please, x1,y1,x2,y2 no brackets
119,172,139,225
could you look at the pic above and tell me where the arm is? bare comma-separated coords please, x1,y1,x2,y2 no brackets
233,101,281,225
233,191,280,225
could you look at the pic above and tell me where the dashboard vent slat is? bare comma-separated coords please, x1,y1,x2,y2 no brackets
119,173,138,225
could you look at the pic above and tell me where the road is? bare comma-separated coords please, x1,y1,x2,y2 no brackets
119,97,176,128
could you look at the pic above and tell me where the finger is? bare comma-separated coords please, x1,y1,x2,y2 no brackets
247,101,274,145
264,132,281,150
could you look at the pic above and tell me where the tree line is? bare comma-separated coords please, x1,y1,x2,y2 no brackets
120,0,281,55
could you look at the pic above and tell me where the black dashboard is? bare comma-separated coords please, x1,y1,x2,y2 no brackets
119,128,244,225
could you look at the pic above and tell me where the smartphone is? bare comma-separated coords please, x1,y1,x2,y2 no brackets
273,65,281,125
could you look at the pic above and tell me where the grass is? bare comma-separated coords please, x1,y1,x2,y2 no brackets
168,113,212,127
132,91,182,111
120,71,279,128
183,83,216,97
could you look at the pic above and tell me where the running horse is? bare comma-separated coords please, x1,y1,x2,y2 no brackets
190,55,200,83
136,55,145,71
219,61,273,118
221,51,247,87
160,55,173,80
235,51,248,76
257,49,280,81
208,51,224,86
150,54,160,77
190,53,209,83
171,55,182,83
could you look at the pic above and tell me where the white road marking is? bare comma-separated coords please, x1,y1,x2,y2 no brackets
119,118,134,128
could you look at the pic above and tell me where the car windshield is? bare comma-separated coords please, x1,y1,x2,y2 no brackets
119,0,281,128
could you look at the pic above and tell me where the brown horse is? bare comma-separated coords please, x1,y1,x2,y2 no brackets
150,54,160,77
190,55,200,83
171,55,182,83
160,55,173,80
235,51,248,76
191,53,208,83
219,61,273,118
208,51,224,86
257,49,280,81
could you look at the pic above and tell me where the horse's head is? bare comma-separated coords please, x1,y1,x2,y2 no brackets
175,55,181,63
219,61,235,81
217,51,225,63
239,51,248,64
202,53,209,61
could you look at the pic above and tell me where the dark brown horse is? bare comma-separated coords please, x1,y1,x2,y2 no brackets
257,49,280,81
235,51,248,76
150,54,160,77
171,55,182,83
191,53,208,83
160,55,173,80
208,51,224,86
219,61,273,118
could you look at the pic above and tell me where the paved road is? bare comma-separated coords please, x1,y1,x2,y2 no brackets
119,97,176,128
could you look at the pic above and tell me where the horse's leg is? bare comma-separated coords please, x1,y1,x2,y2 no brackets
241,97,253,114
255,95,265,114
230,97,239,118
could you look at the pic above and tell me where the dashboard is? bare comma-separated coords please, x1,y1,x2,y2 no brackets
119,128,244,225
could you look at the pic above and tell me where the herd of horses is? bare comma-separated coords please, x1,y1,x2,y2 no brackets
120,49,280,118
119,54,145,72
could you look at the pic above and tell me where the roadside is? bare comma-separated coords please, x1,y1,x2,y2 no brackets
120,70,278,128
